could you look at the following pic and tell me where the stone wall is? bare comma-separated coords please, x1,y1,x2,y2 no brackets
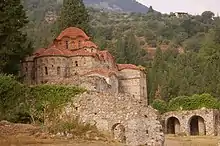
161,109,219,136
21,59,35,85
118,69,147,102
62,91,164,146
35,56,68,84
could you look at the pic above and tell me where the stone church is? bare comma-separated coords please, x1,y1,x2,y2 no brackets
21,27,164,146
21,27,147,101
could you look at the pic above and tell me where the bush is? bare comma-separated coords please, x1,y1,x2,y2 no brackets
168,96,189,111
0,74,29,122
168,93,220,111
29,85,86,123
152,99,168,113
0,74,86,124
48,117,99,139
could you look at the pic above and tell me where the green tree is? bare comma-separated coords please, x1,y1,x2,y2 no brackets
115,33,147,66
57,0,90,35
0,0,32,74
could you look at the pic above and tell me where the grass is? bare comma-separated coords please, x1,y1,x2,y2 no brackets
165,135,218,146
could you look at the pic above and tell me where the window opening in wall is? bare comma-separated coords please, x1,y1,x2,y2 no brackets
65,41,68,49
146,130,149,134
25,67,28,72
75,61,78,66
78,40,81,48
57,67,61,75
84,58,86,65
91,48,93,52
45,67,48,75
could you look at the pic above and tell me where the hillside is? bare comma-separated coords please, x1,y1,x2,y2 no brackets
23,0,148,13
83,0,149,13
21,0,220,103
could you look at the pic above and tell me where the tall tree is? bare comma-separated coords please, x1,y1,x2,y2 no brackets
57,0,90,34
0,0,32,74
114,33,147,66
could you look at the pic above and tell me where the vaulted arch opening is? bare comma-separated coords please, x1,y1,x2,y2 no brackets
189,115,206,136
166,117,180,134
111,123,126,143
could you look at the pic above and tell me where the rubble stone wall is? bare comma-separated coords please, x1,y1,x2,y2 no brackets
62,92,164,146
162,109,219,136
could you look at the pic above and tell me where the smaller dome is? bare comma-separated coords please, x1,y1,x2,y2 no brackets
98,50,115,62
82,41,98,48
38,45,67,57
56,27,90,40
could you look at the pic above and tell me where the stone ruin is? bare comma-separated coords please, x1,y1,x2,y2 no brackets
21,27,165,146
161,108,220,136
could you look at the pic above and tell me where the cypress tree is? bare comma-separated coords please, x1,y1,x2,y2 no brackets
0,0,33,74
57,0,90,34
115,33,147,65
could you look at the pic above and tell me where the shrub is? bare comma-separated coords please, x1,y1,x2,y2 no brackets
168,93,220,111
152,99,168,113
28,85,86,124
0,74,86,124
48,117,102,139
168,96,189,111
0,74,29,122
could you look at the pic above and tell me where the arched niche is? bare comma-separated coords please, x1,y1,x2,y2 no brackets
189,115,206,136
166,117,180,135
111,123,126,143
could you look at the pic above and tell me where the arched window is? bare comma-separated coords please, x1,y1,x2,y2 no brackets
45,67,48,75
57,67,61,75
78,40,81,48
65,41,68,49
75,61,78,67
91,48,93,52
84,58,86,65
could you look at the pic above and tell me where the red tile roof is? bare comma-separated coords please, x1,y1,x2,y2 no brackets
60,48,74,56
38,45,69,57
117,64,141,71
33,48,46,56
82,41,98,48
84,68,117,77
71,49,99,58
56,27,90,40
98,50,115,62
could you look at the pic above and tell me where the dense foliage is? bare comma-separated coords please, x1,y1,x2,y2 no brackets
0,74,85,123
0,0,33,74
152,93,220,113
3,1,220,115
56,0,90,35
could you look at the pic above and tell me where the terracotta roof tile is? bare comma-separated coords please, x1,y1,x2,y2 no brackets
38,45,67,57
33,48,46,56
117,64,141,71
60,48,74,56
82,41,98,48
71,49,99,58
84,68,117,77
56,27,90,40
98,50,115,62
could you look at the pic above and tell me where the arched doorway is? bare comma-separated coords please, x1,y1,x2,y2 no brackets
189,116,206,136
166,117,180,134
112,123,126,143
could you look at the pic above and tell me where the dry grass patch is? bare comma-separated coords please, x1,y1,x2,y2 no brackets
165,135,218,146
